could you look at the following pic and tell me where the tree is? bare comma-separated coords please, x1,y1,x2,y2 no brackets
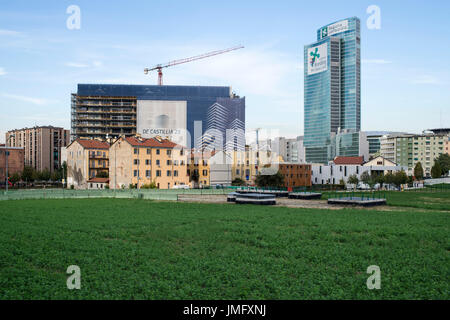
393,170,408,189
435,153,450,176
360,171,371,187
384,172,394,188
51,171,61,182
232,178,246,186
22,166,34,182
431,162,442,179
338,178,346,190
413,162,424,180
38,169,51,181
10,172,21,185
255,171,285,188
374,174,385,189
347,174,359,189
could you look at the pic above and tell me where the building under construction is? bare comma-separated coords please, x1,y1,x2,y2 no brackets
71,84,245,151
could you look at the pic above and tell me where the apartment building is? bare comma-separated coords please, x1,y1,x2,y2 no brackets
412,134,447,177
188,151,211,187
6,126,70,173
0,146,24,185
66,139,110,189
381,133,448,177
109,136,189,189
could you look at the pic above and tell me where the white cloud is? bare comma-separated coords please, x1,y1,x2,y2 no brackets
0,67,6,76
362,59,392,64
0,29,22,36
92,61,103,67
411,75,440,84
1,93,58,106
65,62,89,68
65,61,103,68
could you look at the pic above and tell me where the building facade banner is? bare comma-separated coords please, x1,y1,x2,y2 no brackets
320,19,349,39
137,100,187,146
307,42,328,75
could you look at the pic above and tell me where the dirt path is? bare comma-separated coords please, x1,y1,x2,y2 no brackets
176,194,397,210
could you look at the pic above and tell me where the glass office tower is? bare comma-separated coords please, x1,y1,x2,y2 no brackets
304,17,361,163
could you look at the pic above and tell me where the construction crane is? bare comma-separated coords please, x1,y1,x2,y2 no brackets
144,45,244,85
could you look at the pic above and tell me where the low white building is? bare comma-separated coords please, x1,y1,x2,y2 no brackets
311,156,407,185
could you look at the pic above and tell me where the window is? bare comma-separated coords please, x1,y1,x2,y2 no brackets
167,160,171,165
133,170,139,177
146,170,151,178
134,148,139,154
236,169,240,175
134,159,139,165
167,150,171,156
147,149,151,154
156,160,160,166
156,149,160,155
202,170,208,176
145,159,151,165
167,170,171,177
174,170,178,177
180,149,184,155
156,170,161,177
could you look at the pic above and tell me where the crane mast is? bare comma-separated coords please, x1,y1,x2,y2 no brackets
144,45,244,85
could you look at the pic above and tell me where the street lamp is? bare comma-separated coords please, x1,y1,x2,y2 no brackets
5,134,15,193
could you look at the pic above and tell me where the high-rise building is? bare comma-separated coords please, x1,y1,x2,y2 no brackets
6,126,70,173
304,17,361,164
71,84,245,151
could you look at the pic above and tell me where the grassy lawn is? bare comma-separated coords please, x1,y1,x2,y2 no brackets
0,198,449,299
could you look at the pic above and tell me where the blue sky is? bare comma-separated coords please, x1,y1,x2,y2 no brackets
0,0,449,143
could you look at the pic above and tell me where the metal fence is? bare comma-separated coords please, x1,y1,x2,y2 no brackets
0,188,232,202
1,183,448,202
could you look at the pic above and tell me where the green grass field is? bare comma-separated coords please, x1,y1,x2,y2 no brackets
0,194,449,299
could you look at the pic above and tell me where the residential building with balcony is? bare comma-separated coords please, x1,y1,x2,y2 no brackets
66,139,110,189
109,136,188,189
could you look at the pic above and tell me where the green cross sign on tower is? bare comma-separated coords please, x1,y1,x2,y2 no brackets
310,47,320,66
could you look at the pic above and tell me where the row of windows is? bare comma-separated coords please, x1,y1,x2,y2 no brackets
133,159,185,166
133,170,183,177
133,148,183,156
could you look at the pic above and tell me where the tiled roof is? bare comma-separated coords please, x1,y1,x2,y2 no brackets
87,177,109,183
125,136,178,148
333,156,364,165
76,139,110,149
